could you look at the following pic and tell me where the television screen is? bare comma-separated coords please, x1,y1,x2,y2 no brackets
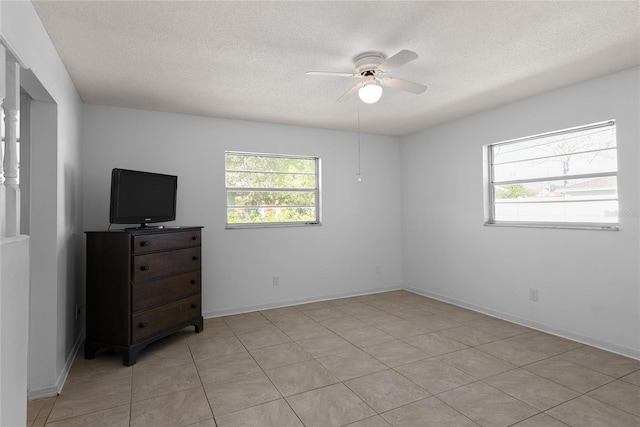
110,168,177,227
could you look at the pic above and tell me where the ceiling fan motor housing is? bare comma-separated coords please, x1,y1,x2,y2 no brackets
355,52,385,75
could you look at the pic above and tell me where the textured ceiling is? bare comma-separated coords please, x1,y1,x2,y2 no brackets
32,1,640,136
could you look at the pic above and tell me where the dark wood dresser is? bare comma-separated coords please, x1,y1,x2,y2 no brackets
85,226,204,366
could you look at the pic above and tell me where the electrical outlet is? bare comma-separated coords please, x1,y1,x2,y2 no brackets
529,288,538,302
273,276,280,286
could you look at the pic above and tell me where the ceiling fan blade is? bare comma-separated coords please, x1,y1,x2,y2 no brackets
306,71,358,78
377,50,418,73
336,81,364,102
379,77,427,94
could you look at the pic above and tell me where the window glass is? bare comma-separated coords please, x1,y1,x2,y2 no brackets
486,121,618,229
225,152,321,227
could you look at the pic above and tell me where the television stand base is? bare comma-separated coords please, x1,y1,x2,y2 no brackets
125,223,165,230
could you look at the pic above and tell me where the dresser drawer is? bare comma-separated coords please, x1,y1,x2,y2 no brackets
132,294,201,342
133,247,201,283
132,271,200,312
133,230,201,254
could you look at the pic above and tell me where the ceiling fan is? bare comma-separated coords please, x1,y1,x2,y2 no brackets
306,50,427,104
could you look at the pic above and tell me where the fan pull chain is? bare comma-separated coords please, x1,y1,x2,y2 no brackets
357,107,362,182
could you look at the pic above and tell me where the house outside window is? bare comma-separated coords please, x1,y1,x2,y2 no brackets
225,151,321,228
485,120,618,230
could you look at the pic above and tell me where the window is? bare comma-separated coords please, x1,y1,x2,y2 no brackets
485,120,618,229
225,151,321,227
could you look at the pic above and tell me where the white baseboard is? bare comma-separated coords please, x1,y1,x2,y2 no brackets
203,285,402,319
26,385,58,401
27,331,84,400
56,333,85,394
404,286,640,361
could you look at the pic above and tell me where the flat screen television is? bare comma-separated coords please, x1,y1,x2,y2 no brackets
109,168,178,229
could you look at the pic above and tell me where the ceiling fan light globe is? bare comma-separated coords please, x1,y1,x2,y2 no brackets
358,84,382,104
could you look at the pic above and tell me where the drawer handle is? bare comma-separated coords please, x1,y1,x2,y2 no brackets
190,303,197,309
138,322,148,329
140,266,150,271
190,279,197,284
191,236,197,241
140,241,150,247
192,256,199,261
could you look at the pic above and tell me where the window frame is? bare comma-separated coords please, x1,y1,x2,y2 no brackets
225,151,322,229
484,120,619,231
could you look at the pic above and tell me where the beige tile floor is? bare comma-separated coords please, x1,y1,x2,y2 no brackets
27,290,640,427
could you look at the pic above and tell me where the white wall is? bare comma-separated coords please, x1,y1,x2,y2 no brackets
82,105,404,315
28,100,60,395
1,0,85,399
0,237,29,427
401,67,640,358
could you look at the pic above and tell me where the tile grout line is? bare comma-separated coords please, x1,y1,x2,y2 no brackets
187,332,219,427
222,313,306,426
275,295,631,425
35,291,639,426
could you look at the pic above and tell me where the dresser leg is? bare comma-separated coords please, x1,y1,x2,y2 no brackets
123,346,143,366
194,316,204,333
84,342,99,360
